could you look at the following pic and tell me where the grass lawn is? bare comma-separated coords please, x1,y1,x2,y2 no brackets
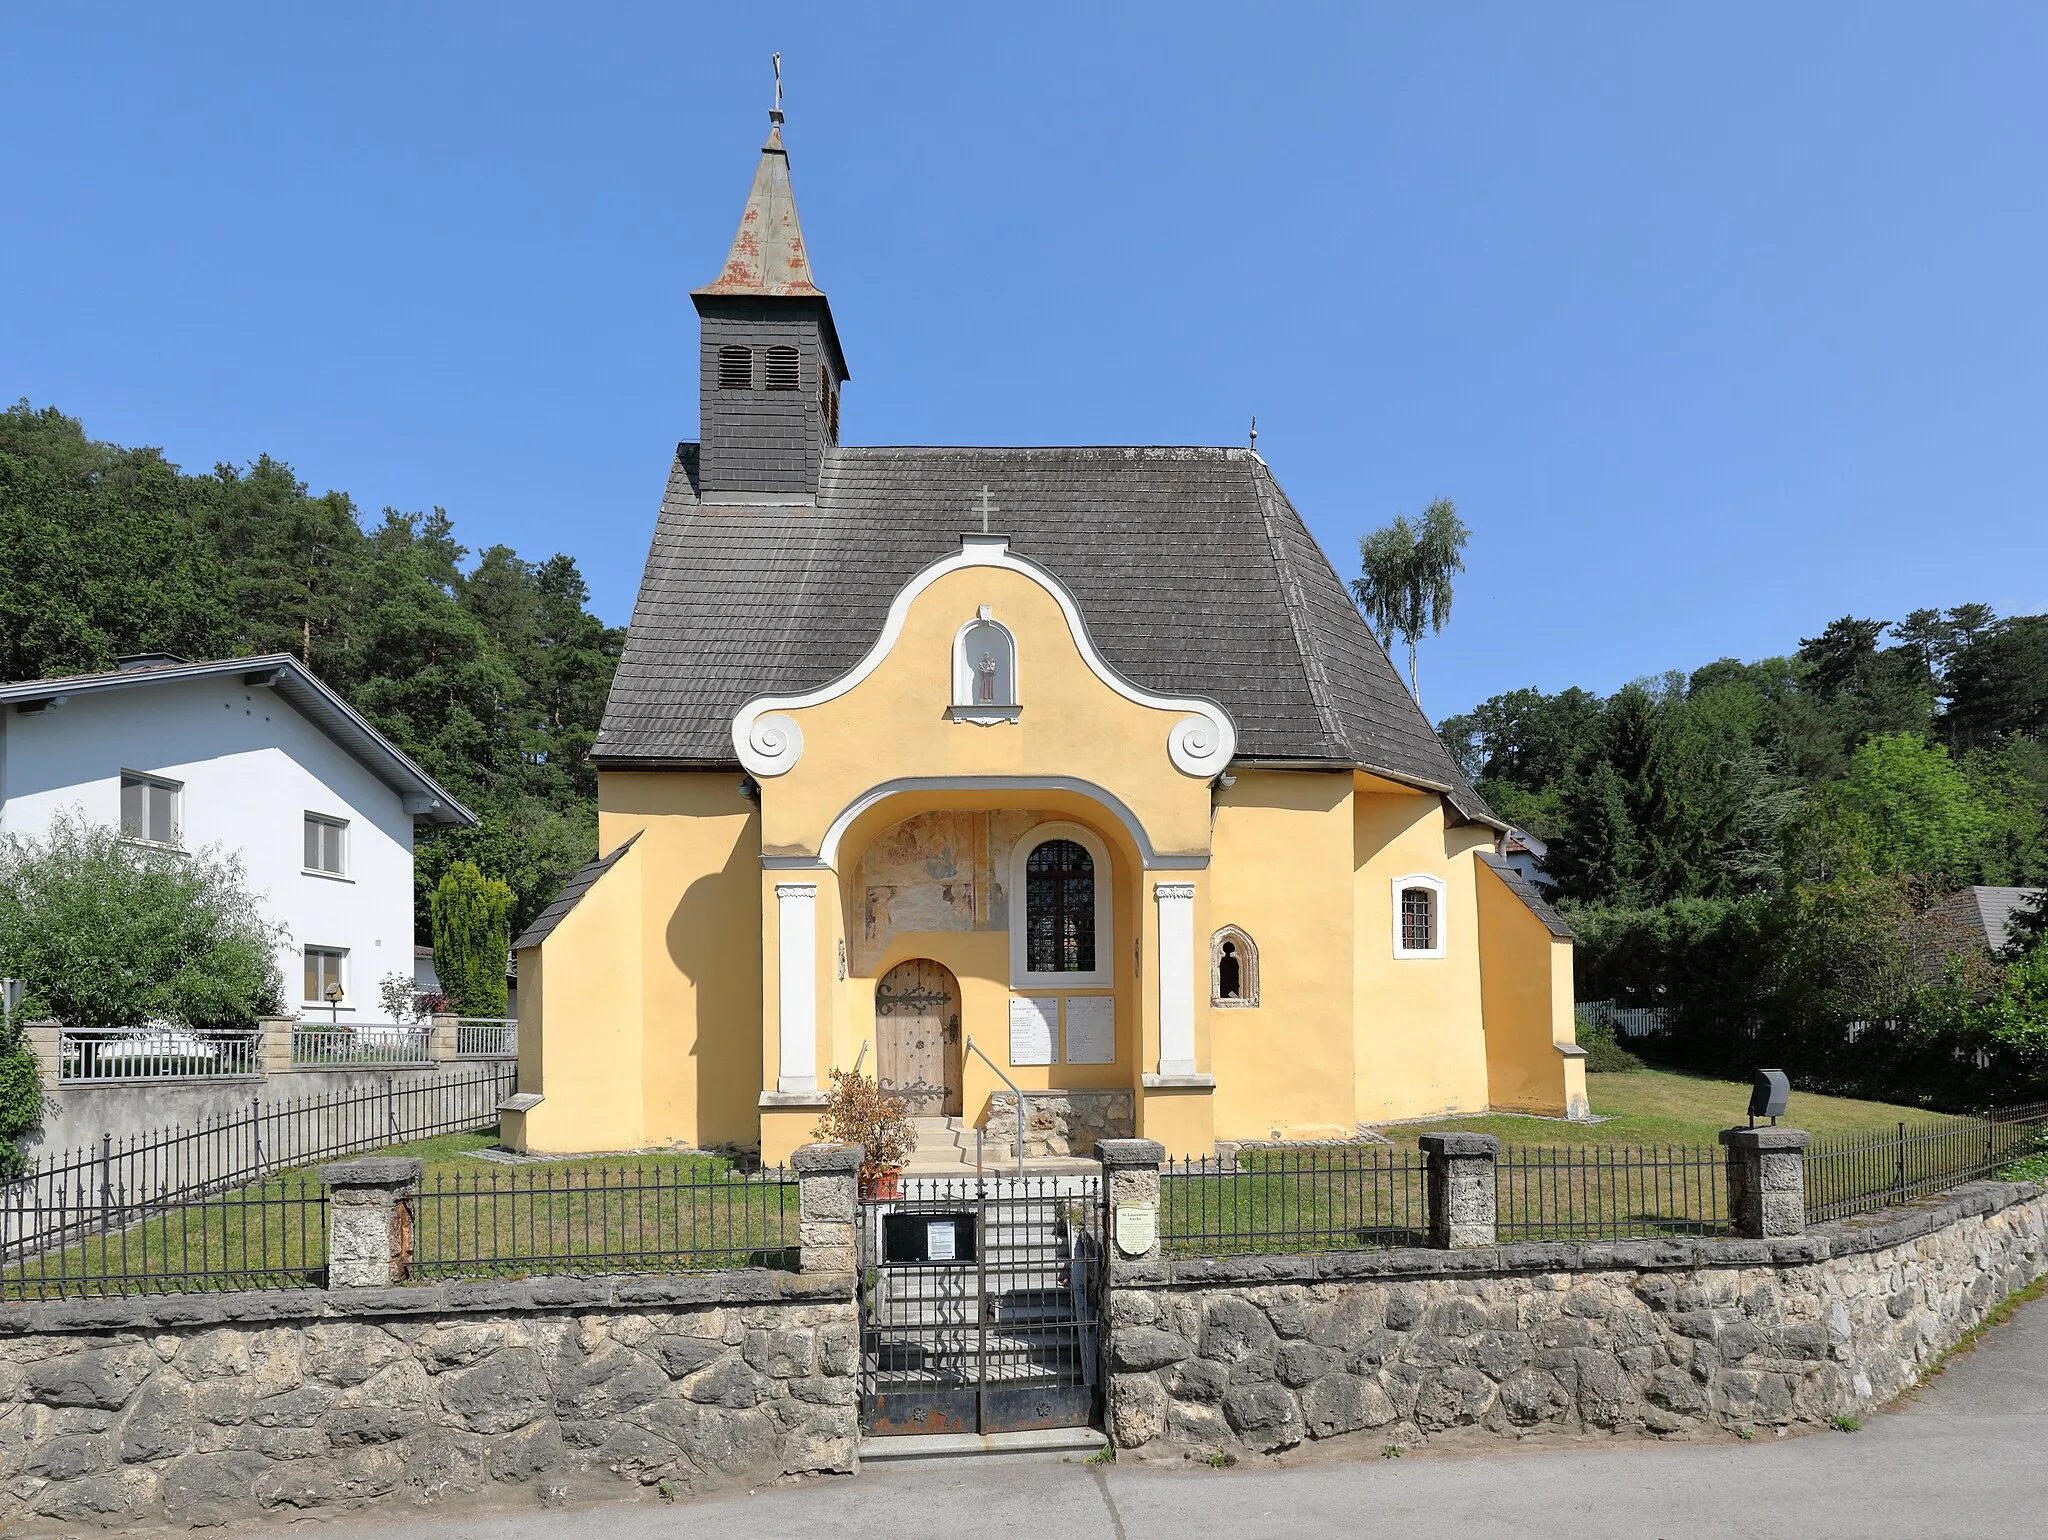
4,1128,799,1300
1364,1067,1960,1148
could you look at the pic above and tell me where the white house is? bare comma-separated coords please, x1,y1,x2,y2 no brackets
0,653,475,1020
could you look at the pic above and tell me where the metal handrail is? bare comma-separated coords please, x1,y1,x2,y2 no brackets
962,1035,1026,1177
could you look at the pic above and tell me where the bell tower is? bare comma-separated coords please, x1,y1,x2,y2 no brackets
692,70,848,501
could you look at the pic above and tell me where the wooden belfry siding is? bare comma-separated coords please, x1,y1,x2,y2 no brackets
696,298,837,497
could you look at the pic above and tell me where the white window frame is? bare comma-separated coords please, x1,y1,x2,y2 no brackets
303,945,350,1007
119,770,183,847
1391,873,1447,960
1211,926,1260,1008
303,812,350,878
1009,821,1113,987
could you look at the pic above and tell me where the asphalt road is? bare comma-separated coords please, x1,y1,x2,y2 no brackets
232,1294,2048,1540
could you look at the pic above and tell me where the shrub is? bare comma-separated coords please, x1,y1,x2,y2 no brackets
0,811,283,1030
811,1068,916,1182
429,861,515,1017
1574,1012,1645,1073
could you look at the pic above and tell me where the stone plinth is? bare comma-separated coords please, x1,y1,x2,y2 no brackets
319,1157,422,1288
1720,1125,1810,1238
1419,1132,1499,1249
793,1142,861,1275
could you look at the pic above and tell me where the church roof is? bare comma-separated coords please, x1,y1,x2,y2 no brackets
692,127,824,299
594,444,1498,826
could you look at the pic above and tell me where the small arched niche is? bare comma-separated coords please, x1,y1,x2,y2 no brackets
949,607,1021,724
1211,926,1259,1008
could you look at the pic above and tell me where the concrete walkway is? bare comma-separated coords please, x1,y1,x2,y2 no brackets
228,1293,2048,1540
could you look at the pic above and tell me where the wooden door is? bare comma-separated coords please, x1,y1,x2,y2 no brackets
875,959,961,1117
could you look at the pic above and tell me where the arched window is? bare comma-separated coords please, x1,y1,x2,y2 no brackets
765,344,801,390
949,609,1019,723
1211,927,1259,1008
717,345,754,390
1009,822,1112,986
1027,841,1094,973
1391,874,1447,959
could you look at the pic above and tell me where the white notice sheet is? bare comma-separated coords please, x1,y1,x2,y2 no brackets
1008,996,1057,1065
1064,995,1115,1064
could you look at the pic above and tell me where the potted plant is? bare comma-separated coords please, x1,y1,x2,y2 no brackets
813,1067,916,1198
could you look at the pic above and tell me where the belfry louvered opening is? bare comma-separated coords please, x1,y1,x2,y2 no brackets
717,346,754,390
765,345,801,390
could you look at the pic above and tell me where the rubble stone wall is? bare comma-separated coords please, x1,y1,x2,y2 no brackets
1107,1181,2048,1457
0,1271,856,1532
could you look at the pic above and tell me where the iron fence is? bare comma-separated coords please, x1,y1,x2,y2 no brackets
59,1026,263,1084
452,1017,518,1058
1805,1102,2048,1224
1161,1147,1430,1256
1,1174,327,1300
409,1164,800,1277
291,1022,434,1067
1,1063,515,1262
1496,1144,1727,1241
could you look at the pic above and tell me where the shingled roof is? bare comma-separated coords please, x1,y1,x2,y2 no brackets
1478,853,1574,939
595,444,1497,825
511,834,640,952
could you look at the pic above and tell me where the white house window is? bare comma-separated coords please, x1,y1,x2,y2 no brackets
119,772,181,845
949,609,1020,723
304,946,348,1006
1211,926,1260,1007
1009,822,1113,986
1392,874,1447,959
304,814,348,876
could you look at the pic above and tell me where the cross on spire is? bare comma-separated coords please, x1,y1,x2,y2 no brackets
770,52,784,126
977,485,996,534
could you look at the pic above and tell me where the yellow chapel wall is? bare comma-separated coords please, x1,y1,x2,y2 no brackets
1351,782,1495,1123
507,838,646,1154
601,771,764,1151
1476,862,1585,1117
748,557,1222,1156
1207,770,1358,1141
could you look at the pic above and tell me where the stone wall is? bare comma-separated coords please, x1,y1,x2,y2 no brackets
985,1090,1135,1157
0,1271,857,1533
1106,1180,2048,1457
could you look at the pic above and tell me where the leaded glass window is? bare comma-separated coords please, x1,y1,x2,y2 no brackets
1026,839,1095,973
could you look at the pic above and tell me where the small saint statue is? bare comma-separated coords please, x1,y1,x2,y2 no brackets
974,651,999,703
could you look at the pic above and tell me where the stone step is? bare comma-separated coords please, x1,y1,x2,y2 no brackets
858,1427,1107,1463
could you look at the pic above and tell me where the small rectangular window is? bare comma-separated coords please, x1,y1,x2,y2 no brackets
119,772,182,845
717,345,754,390
304,814,348,875
1400,887,1435,953
765,344,800,390
304,947,348,1005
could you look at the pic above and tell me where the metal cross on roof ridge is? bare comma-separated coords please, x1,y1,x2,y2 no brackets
977,485,996,534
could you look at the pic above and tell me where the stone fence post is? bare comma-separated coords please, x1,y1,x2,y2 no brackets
1719,1126,1809,1239
1099,1138,1164,1265
429,1013,460,1063
1419,1132,1499,1249
793,1142,861,1275
321,1158,422,1287
260,1016,295,1076
20,1021,60,1086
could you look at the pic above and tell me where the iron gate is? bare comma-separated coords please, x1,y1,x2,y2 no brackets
859,1173,1104,1436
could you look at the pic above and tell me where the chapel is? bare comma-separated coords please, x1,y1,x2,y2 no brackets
502,106,1584,1164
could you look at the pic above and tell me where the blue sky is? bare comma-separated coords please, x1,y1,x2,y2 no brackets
3,4,2043,723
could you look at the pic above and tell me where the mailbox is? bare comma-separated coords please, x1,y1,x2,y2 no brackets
1748,1068,1790,1124
882,1211,977,1265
